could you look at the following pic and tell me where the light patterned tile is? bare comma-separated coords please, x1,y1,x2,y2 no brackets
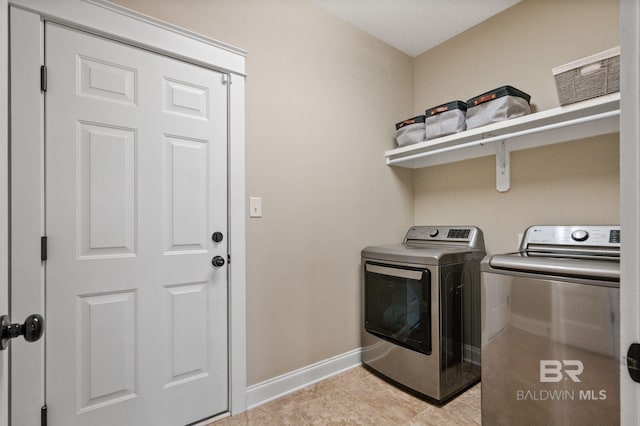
345,365,370,380
344,373,432,424
208,367,481,426
308,367,371,396
450,383,481,412
441,400,481,426
252,391,324,424
208,413,248,426
404,406,469,426
303,388,400,426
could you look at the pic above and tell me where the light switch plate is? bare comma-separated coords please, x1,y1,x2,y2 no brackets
249,197,262,218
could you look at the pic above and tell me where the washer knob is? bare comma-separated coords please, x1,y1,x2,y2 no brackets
571,230,589,242
429,229,439,237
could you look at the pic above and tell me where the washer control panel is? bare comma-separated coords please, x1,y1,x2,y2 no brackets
524,225,620,248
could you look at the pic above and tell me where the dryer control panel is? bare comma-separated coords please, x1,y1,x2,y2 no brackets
403,226,485,252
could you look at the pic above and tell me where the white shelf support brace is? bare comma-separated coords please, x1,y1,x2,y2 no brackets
495,140,510,192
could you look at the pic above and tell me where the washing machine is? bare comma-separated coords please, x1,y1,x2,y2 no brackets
481,225,620,425
361,226,485,403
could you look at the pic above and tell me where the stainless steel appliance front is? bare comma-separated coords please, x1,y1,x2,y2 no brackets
481,225,620,425
361,226,485,403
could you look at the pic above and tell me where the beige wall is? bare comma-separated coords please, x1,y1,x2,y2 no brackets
413,0,620,255
111,0,620,389
110,0,415,385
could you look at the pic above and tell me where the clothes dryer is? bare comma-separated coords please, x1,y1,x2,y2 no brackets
361,226,485,403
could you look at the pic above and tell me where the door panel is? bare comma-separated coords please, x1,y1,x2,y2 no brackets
78,122,137,257
78,291,137,412
45,22,228,425
164,282,210,386
164,136,209,253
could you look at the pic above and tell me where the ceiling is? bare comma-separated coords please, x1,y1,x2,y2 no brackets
310,0,522,57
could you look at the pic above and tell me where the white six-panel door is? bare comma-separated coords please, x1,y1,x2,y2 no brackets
44,22,228,425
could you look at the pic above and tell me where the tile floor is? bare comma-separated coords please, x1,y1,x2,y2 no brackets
209,366,481,425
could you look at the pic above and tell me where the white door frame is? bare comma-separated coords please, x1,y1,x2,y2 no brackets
6,0,247,423
620,0,640,424
0,0,9,425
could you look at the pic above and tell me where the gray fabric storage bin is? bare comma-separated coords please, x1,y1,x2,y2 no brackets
425,101,467,140
466,86,531,130
552,46,620,106
395,115,426,147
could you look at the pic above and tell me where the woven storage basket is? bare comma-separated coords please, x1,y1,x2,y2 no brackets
553,46,620,106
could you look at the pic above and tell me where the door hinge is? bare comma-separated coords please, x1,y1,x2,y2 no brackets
41,236,47,261
227,254,231,264
41,405,47,426
40,66,47,92
222,74,232,85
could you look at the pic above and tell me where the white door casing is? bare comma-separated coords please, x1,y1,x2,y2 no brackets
8,7,46,426
9,1,247,424
620,0,640,424
45,22,228,425
0,0,8,424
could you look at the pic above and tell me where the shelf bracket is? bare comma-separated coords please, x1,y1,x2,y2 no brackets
495,140,510,192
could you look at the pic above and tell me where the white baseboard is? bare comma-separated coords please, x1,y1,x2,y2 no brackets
246,347,362,410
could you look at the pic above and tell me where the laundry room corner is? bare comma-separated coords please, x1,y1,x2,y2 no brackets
411,0,620,256
5,0,640,423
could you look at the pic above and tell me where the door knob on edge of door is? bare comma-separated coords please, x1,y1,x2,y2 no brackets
0,314,44,350
211,256,226,268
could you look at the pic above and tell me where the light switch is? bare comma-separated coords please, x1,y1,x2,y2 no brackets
249,197,262,218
